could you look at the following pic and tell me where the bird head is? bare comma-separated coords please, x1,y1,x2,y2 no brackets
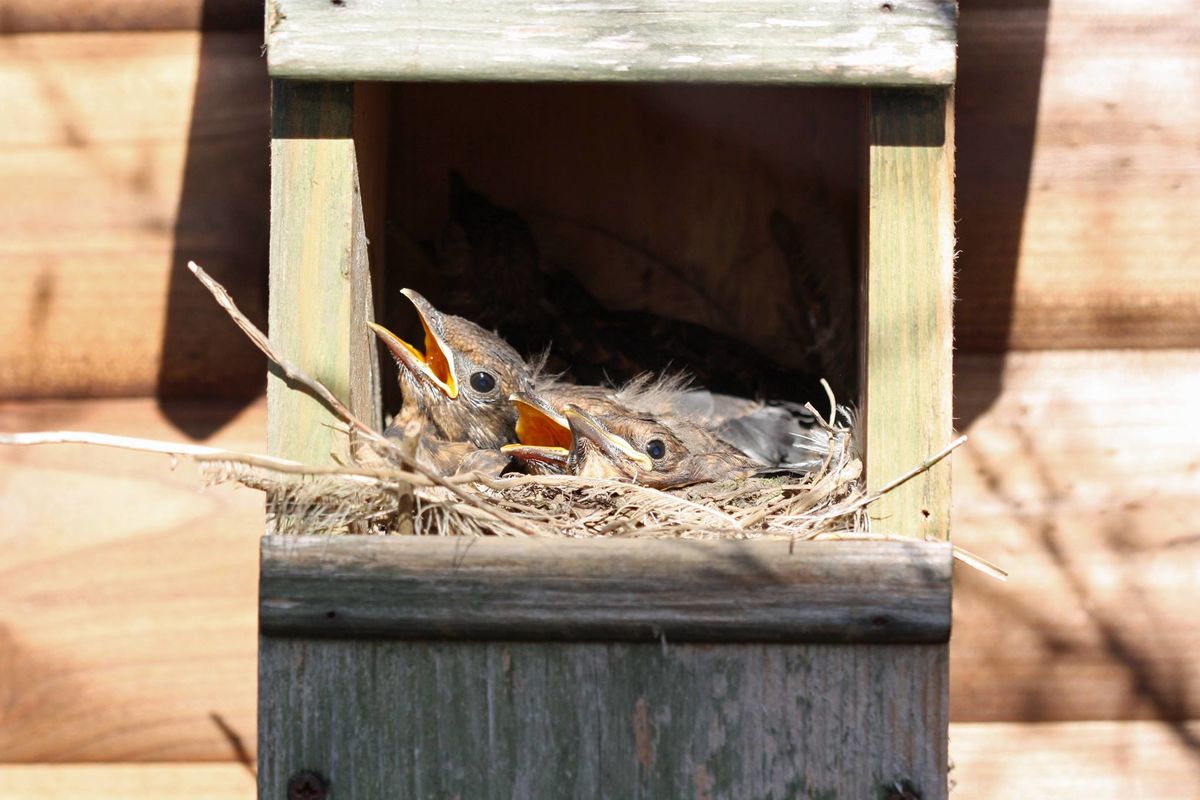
563,404,760,489
369,289,532,449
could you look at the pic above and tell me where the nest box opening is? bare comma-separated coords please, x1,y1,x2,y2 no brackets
374,83,862,419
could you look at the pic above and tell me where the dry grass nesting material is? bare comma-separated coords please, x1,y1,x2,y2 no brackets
175,259,879,542
202,411,866,540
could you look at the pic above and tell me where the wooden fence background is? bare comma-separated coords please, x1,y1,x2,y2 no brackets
1,0,1198,795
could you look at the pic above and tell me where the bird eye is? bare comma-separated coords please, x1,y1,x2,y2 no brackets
469,371,497,393
646,439,666,460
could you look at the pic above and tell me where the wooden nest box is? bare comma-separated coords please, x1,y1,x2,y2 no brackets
261,1,957,797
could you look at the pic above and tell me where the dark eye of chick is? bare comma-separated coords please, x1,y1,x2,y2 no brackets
646,439,666,460
469,371,497,393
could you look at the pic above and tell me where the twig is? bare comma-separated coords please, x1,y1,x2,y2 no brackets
0,430,288,470
398,421,422,461
596,516,633,535
0,430,441,486
875,435,967,496
187,260,542,537
819,378,837,427
840,435,968,516
0,430,229,458
949,545,1009,582
187,261,384,448
394,420,421,536
811,531,1008,582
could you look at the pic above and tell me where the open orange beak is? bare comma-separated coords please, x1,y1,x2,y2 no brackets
367,289,458,399
509,392,572,449
501,392,572,466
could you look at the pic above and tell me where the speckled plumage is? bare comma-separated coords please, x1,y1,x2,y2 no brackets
372,289,537,457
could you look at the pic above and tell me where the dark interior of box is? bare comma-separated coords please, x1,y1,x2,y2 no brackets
377,83,861,419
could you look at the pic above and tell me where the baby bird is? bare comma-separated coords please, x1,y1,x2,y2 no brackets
563,404,762,488
504,391,763,489
368,289,535,452
505,376,835,478
368,290,836,480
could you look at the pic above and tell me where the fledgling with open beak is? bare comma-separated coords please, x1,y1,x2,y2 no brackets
504,393,761,489
564,404,762,489
504,376,839,477
368,289,535,452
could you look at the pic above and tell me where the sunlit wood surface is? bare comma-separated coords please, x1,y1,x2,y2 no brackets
1,0,1198,791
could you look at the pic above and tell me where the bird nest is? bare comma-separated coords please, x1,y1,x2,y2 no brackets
161,261,886,542
202,405,867,541
1,262,1001,576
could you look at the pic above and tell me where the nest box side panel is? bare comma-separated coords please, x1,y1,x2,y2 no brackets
268,80,377,464
861,88,955,542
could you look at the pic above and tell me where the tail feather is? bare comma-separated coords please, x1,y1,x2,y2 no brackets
617,381,854,473
715,400,855,473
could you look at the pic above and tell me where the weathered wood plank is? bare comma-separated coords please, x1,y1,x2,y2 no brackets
350,82,390,433
0,32,269,402
861,88,955,540
5,721,1199,799
855,87,953,796
266,0,957,86
259,638,948,799
267,80,358,467
260,537,952,643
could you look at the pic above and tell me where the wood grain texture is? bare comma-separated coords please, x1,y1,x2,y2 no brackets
266,0,957,86
951,349,1200,723
950,720,1200,798
856,88,957,789
956,0,1200,351
0,764,256,799
0,32,269,401
260,536,952,643
861,89,955,541
2,350,1197,761
267,80,358,468
260,637,948,799
0,398,262,762
0,0,1194,406
2,2,1194,404
0,0,261,32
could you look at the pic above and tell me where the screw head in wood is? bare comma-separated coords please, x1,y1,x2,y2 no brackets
287,770,329,800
